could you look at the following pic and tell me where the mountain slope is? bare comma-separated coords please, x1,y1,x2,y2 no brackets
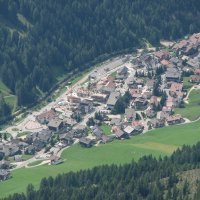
0,0,200,107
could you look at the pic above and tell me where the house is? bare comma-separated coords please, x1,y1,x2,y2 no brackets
150,96,159,107
0,169,10,181
166,114,184,125
130,89,142,99
166,97,178,108
194,68,200,75
91,126,103,139
36,109,57,124
91,93,107,103
117,66,128,76
146,109,156,119
59,133,74,146
132,121,144,133
106,91,120,110
146,79,155,90
50,156,63,165
190,75,200,83
165,67,181,82
169,83,183,97
25,145,36,155
110,118,121,126
0,160,11,169
125,108,136,122
123,126,135,135
79,138,94,148
79,99,93,114
115,129,129,139
74,125,87,138
151,119,165,128
134,97,148,110
48,119,64,132
154,51,171,60
162,106,173,114
100,135,112,144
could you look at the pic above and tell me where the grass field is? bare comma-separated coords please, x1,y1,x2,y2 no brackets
27,160,43,167
183,77,194,91
0,121,200,198
175,89,200,121
100,124,112,135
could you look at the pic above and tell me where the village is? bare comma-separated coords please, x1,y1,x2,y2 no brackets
0,33,200,181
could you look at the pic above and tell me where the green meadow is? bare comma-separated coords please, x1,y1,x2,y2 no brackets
0,121,200,198
176,89,200,121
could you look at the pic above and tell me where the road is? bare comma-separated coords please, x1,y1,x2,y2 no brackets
4,56,126,138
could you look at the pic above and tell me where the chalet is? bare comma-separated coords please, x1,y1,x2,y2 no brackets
36,109,57,124
0,160,11,170
106,91,120,110
67,96,81,104
125,108,136,122
169,83,183,97
25,145,36,155
117,66,128,76
130,89,142,99
110,118,121,126
187,60,200,69
154,51,171,60
151,119,165,128
0,169,10,181
150,96,159,107
123,126,135,135
100,135,112,144
79,138,94,148
194,68,200,75
132,121,144,133
91,93,107,103
162,106,173,114
165,68,181,82
146,79,155,90
115,129,129,139
48,119,63,132
50,156,63,165
166,115,184,125
134,97,148,110
79,99,93,114
190,75,200,83
91,126,103,139
74,125,87,138
59,133,74,146
146,109,156,119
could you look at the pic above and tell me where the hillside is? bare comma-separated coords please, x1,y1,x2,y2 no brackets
0,0,200,110
3,142,200,200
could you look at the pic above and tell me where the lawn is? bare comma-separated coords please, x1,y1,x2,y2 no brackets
4,95,17,112
100,124,112,135
175,89,200,121
27,160,43,167
183,77,194,91
0,121,200,197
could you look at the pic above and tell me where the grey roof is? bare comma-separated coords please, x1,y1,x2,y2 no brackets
125,108,136,119
48,119,63,128
107,92,120,106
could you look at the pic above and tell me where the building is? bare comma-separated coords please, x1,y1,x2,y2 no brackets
166,115,184,125
106,91,120,110
134,97,148,110
151,119,165,128
79,138,94,148
125,108,136,122
48,119,64,131
36,109,57,124
0,169,10,181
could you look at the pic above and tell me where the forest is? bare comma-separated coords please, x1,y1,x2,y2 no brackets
0,0,200,115
3,142,200,200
